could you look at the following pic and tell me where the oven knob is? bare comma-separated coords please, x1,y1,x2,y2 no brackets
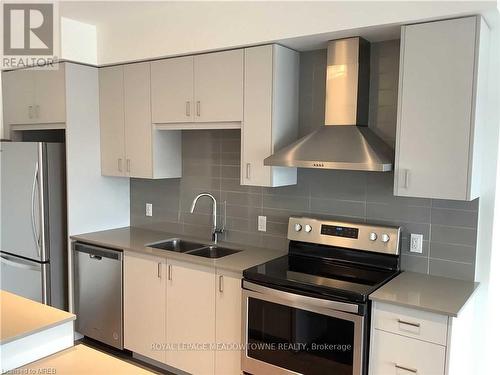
369,232,378,241
305,224,313,233
381,233,390,243
294,223,302,232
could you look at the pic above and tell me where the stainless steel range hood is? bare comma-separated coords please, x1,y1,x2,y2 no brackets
264,37,393,172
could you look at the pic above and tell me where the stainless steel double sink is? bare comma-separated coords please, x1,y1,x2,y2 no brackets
146,238,241,259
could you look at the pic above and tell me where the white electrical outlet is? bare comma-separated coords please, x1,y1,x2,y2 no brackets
410,233,423,253
258,216,267,232
145,203,153,217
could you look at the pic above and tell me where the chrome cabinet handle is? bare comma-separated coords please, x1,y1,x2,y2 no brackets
186,101,191,117
219,275,224,293
246,163,251,179
397,319,420,328
168,264,172,280
403,169,410,189
157,262,162,278
196,101,201,117
118,158,123,172
31,162,41,258
126,159,131,173
395,364,417,373
28,105,33,119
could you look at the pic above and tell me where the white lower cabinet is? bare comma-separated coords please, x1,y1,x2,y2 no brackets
165,260,216,375
124,252,166,363
215,272,242,375
370,329,446,375
369,301,476,375
124,252,243,375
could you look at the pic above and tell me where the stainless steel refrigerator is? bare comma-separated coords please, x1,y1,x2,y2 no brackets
0,141,67,309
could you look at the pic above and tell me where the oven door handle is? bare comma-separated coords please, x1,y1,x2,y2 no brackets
242,280,359,314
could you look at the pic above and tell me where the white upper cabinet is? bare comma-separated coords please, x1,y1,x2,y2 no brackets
123,62,154,178
241,45,299,187
394,16,489,200
2,65,66,127
99,66,126,177
2,69,35,126
99,63,182,179
33,66,66,124
194,49,244,123
151,49,243,127
151,56,194,123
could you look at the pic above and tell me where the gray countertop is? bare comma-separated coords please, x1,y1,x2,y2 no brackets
70,227,286,275
369,271,479,317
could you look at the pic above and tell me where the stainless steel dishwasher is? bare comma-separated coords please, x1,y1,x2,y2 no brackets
73,242,123,349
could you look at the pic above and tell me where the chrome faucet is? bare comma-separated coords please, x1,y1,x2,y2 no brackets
190,192,224,244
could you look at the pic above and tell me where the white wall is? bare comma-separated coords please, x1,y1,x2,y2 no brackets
59,1,497,65
61,17,98,65
476,12,500,373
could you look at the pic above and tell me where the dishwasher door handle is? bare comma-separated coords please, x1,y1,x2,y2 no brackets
89,254,102,260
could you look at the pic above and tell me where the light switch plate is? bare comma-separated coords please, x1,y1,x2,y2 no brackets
410,233,423,253
146,203,153,217
258,216,267,232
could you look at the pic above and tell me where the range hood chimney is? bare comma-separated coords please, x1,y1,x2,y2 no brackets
264,37,393,172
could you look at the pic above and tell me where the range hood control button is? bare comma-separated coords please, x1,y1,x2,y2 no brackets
381,234,390,243
294,224,302,232
305,224,313,233
369,232,378,241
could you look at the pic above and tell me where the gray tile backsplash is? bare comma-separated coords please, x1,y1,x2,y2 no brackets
130,42,479,281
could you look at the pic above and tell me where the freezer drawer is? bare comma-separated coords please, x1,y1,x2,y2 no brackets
0,253,49,303
74,242,123,349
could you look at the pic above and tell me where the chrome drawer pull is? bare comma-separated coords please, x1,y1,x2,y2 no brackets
219,275,224,293
397,319,421,328
395,364,417,373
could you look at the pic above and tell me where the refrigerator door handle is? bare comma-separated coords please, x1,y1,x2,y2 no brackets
0,254,40,272
31,161,41,258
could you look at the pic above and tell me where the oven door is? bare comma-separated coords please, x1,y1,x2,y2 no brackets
242,281,364,375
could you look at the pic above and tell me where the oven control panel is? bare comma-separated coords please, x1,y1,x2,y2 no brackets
288,216,400,255
320,224,359,239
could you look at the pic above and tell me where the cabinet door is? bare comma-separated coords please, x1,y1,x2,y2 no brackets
124,62,153,178
395,17,477,200
151,56,194,123
242,45,298,187
2,69,35,126
166,260,215,375
99,66,126,176
369,329,446,375
242,45,273,186
215,274,242,375
124,253,166,363
194,50,243,123
34,65,66,123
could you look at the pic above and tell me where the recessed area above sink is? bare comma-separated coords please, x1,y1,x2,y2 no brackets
186,246,241,259
147,238,206,252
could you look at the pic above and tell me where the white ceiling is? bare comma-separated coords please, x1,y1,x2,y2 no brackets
59,1,499,65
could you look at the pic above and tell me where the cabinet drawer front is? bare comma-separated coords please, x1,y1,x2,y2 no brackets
370,330,446,375
373,302,448,345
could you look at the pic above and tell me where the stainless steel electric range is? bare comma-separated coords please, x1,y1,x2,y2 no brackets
242,216,401,375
